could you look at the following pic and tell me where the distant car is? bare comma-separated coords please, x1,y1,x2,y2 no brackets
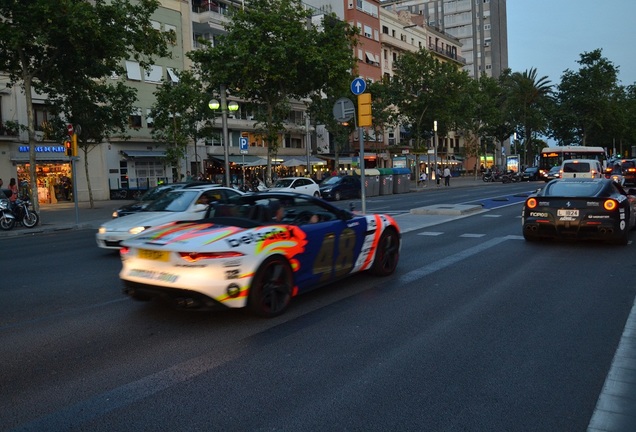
560,159,603,179
521,167,540,181
604,163,625,186
119,192,401,317
522,178,636,245
544,166,561,182
112,181,214,218
620,159,636,186
267,177,321,197
97,185,243,249
319,175,362,201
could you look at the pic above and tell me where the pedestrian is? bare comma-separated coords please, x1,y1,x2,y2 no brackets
436,167,441,187
443,167,451,186
8,178,18,202
185,171,192,182
418,171,427,186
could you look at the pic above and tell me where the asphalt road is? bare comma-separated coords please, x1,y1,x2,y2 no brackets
1,186,635,431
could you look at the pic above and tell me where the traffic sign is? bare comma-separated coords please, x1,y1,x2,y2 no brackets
333,98,355,123
350,77,366,96
66,124,74,135
239,137,248,153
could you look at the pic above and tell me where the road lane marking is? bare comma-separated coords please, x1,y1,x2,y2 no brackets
417,232,443,236
460,233,486,238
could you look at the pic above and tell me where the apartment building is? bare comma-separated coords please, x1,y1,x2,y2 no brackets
381,0,508,78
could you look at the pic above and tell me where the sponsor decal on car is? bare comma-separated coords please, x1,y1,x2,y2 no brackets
530,212,549,217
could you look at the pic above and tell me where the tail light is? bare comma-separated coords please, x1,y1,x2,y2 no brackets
179,251,245,262
526,198,537,209
604,199,618,211
120,247,130,256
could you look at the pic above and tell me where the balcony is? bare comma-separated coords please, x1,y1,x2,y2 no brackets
428,44,466,65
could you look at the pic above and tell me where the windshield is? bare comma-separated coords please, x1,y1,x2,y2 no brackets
321,176,341,186
272,179,294,188
144,190,198,212
544,181,604,197
139,185,175,202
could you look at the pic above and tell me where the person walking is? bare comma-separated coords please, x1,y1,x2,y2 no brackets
436,167,442,187
443,167,451,186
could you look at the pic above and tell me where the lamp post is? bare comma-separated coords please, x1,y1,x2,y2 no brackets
208,84,239,186
433,120,438,181
305,113,311,176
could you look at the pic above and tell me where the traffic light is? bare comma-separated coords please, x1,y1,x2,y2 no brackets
64,139,72,156
71,133,78,157
357,93,372,127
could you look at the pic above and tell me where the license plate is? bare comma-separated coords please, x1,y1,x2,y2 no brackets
557,209,579,217
138,249,169,261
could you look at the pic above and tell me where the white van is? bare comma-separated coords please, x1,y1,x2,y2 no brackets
560,159,603,179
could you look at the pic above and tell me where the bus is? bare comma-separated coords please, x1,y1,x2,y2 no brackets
538,146,607,180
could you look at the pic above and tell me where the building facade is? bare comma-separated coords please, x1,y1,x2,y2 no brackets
381,0,508,78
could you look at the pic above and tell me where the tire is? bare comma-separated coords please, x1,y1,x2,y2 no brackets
313,191,320,197
334,191,341,201
523,231,538,242
248,256,293,318
0,215,15,231
22,211,39,228
370,228,400,276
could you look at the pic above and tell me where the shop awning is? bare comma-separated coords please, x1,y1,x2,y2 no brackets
121,150,166,158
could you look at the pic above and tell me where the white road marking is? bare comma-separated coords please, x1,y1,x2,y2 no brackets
460,233,486,238
417,232,444,236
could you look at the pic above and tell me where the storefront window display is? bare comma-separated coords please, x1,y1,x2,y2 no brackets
17,162,72,204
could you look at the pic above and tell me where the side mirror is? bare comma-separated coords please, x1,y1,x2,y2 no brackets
194,203,207,212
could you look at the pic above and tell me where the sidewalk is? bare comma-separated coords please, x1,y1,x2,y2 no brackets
0,176,487,238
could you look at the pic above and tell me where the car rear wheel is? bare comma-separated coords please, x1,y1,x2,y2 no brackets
370,228,400,276
248,256,293,317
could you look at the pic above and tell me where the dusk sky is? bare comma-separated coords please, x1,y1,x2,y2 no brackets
507,0,636,88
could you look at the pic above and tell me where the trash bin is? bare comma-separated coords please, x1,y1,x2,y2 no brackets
392,168,411,193
378,168,393,196
355,168,380,197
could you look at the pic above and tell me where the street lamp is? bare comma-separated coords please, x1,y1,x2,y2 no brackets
433,120,438,180
208,84,239,186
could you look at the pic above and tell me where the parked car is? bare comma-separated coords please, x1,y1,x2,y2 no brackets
112,181,214,218
119,192,401,317
521,166,540,181
97,185,243,249
544,166,561,182
267,177,321,197
319,175,362,201
522,178,636,245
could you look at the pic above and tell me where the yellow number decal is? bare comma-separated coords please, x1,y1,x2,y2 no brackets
334,228,356,278
313,233,335,282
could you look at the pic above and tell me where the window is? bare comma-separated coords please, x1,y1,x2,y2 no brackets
166,68,179,83
125,61,142,81
146,109,154,128
144,65,163,83
129,108,142,129
150,20,160,30
364,25,372,38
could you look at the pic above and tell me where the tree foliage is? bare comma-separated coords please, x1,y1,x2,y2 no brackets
0,0,171,210
189,0,357,182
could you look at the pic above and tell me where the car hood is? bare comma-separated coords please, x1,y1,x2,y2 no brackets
100,211,200,231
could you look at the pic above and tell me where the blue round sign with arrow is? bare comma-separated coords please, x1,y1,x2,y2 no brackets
351,77,366,96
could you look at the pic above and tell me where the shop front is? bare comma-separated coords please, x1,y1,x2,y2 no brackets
12,144,73,204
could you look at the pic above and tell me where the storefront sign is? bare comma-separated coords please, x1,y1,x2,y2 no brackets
19,145,66,153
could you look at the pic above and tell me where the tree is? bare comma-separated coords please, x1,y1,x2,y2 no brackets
551,50,623,149
379,49,473,178
0,0,171,211
47,81,137,208
150,71,213,181
189,0,356,184
507,68,552,165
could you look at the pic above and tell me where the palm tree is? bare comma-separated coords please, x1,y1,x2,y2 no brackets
508,68,552,165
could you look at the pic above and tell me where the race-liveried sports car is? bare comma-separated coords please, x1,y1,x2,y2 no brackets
522,178,636,244
119,192,401,317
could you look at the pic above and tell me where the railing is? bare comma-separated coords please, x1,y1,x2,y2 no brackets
428,44,466,65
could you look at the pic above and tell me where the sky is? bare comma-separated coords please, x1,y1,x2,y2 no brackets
507,0,636,87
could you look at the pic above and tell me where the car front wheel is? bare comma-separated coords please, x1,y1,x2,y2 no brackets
248,256,293,317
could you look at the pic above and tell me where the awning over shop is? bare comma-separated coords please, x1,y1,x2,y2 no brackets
121,150,166,158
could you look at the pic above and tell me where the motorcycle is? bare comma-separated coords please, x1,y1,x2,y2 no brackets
482,170,503,182
501,170,521,184
11,196,39,228
0,197,16,231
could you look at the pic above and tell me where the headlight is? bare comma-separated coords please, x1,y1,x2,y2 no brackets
129,226,147,235
112,211,119,218
98,227,107,234
322,188,332,193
